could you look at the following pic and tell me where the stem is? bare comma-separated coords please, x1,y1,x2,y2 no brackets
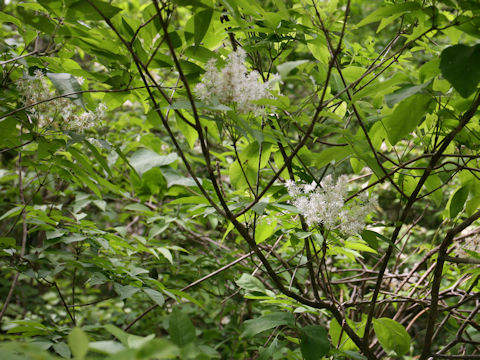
0,131,28,325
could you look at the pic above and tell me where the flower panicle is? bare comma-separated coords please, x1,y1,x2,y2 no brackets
194,48,280,115
286,175,376,236
17,70,106,132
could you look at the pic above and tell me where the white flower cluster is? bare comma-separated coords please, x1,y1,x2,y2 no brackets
194,48,279,115
285,175,376,235
17,70,106,132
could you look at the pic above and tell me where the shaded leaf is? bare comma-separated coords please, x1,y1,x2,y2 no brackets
143,288,165,307
236,273,267,294
113,283,141,300
104,325,129,346
66,0,122,21
277,60,308,78
0,11,21,27
194,8,213,47
383,94,431,145
300,325,330,360
440,44,480,98
242,312,295,338
53,342,71,358
47,73,84,106
168,308,196,347
357,2,421,27
129,148,178,176
448,186,469,218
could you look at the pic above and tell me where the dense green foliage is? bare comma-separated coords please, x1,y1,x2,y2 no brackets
1,0,480,359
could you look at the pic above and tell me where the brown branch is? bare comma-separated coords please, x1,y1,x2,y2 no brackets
443,255,480,265
53,282,76,325
421,208,480,359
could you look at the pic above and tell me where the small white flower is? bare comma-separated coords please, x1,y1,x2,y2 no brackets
194,48,279,115
303,181,317,193
286,175,376,235
17,71,106,132
285,179,301,197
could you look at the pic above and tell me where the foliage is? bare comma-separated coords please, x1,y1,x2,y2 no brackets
1,0,480,359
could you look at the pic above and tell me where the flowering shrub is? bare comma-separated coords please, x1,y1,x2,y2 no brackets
195,48,279,115
1,1,480,360
285,175,376,235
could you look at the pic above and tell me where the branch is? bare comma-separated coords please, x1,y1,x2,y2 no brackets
420,209,480,359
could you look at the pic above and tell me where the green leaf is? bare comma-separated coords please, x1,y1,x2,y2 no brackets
448,186,469,218
7,320,51,337
258,338,282,360
236,273,267,294
88,340,124,355
127,334,155,349
104,325,129,346
303,145,352,169
0,11,22,27
277,60,308,78
0,118,19,146
329,318,365,351
66,0,122,21
17,6,55,34
139,168,167,196
84,140,113,177
167,289,205,309
113,283,141,300
0,342,55,359
255,219,277,244
361,230,379,249
357,2,421,27
129,148,178,176
68,328,89,360
185,46,219,62
361,230,396,248
383,94,431,145
0,206,22,221
168,307,196,347
194,9,213,47
372,318,411,356
384,81,431,107
157,247,173,264
38,0,64,16
307,37,330,64
440,44,480,98
53,342,71,358
352,73,407,101
172,0,211,8
0,237,15,248
242,312,295,338
176,115,198,149
143,288,165,307
47,73,84,106
132,338,179,358
299,325,330,360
